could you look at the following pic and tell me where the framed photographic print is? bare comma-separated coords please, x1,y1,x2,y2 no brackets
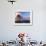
14,9,32,26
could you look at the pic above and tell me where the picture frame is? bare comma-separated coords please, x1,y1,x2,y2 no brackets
14,9,33,26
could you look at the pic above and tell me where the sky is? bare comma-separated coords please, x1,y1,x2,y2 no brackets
19,12,30,17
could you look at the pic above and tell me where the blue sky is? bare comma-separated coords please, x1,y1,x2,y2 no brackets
19,12,30,16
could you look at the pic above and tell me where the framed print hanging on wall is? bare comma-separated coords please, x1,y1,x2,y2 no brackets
14,9,33,26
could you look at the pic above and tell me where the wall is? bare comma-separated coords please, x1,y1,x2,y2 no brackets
0,0,46,42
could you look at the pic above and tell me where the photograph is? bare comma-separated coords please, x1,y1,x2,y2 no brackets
15,12,30,23
14,10,32,25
